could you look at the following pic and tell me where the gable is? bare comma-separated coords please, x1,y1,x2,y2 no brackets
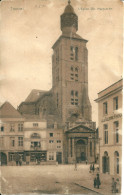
0,102,23,118
66,124,95,134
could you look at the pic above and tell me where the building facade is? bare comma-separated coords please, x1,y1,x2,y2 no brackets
0,102,24,166
23,116,63,165
95,79,122,177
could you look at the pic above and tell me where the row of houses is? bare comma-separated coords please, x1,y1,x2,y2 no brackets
0,103,63,165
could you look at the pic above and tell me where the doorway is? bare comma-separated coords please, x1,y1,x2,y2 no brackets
56,152,62,164
76,140,86,163
0,152,7,165
102,151,109,173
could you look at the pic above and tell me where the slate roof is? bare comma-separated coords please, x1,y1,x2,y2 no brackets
52,34,88,49
0,102,23,118
25,89,48,103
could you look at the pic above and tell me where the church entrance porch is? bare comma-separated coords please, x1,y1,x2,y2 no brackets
65,124,96,164
76,140,86,163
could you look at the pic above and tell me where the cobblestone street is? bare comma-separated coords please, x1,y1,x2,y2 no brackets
1,164,100,194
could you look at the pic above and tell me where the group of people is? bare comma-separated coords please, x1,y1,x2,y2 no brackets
111,178,119,193
16,158,22,166
90,163,95,173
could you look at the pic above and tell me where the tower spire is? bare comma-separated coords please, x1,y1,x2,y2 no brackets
68,0,71,5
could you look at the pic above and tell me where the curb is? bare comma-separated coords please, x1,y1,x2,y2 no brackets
74,183,103,195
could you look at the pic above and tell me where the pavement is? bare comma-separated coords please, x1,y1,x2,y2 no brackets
75,164,121,195
1,164,122,195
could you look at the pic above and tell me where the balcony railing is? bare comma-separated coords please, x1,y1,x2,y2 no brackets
30,145,41,150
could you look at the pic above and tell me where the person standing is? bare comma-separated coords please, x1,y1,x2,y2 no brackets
111,178,115,193
94,177,97,188
92,164,95,173
96,173,101,189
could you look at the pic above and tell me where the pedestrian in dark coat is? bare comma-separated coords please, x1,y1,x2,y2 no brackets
92,164,95,173
94,178,97,188
111,178,115,193
96,174,101,189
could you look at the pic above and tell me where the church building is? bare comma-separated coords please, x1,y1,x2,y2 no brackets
18,1,96,164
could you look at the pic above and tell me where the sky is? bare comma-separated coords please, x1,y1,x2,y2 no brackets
0,0,123,124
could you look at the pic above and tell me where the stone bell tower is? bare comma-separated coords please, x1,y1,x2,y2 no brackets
52,0,92,123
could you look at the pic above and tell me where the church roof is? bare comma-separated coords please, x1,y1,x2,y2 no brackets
64,4,75,14
52,34,88,49
25,89,48,103
0,102,23,118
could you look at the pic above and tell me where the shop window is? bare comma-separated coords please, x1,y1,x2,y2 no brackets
9,153,15,161
104,124,108,144
103,102,108,115
113,96,118,110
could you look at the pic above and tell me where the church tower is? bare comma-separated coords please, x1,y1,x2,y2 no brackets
52,1,92,124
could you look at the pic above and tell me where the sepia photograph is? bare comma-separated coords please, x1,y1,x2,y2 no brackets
0,0,123,194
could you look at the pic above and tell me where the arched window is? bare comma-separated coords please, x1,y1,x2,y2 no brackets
114,151,119,174
102,151,109,173
31,133,41,139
